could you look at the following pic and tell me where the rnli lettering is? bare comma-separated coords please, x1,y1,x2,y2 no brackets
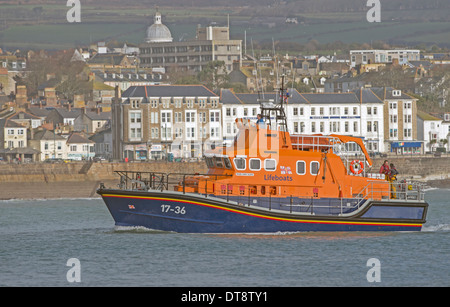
264,174,293,181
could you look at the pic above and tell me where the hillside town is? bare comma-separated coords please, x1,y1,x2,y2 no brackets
0,11,449,163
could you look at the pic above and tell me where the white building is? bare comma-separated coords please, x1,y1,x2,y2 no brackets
66,132,95,161
417,111,450,152
3,120,27,149
220,88,385,152
350,49,420,68
370,87,420,154
30,129,68,161
120,85,222,160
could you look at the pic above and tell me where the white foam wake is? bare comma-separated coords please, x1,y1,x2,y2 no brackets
421,224,450,232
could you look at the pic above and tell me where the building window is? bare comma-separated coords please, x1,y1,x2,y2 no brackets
186,111,196,123
131,100,140,108
404,128,412,138
161,112,171,123
210,127,219,138
186,127,195,138
300,122,305,133
130,128,142,139
130,112,141,123
210,111,220,122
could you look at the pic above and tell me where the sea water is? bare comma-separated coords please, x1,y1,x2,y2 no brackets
0,189,449,287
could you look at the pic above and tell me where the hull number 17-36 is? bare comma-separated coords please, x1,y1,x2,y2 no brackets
161,204,186,215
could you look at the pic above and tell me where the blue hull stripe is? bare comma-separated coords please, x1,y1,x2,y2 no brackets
100,192,425,233
119,209,224,225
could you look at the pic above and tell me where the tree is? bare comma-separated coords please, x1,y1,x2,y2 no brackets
196,61,230,90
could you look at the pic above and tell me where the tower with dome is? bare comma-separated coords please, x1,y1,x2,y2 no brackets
139,10,242,75
145,10,173,43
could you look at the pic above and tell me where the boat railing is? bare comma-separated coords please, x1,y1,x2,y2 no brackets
108,171,426,217
290,135,340,152
355,179,426,202
114,170,232,193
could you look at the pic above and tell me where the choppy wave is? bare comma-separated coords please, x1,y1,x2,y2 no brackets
422,224,450,232
423,187,439,192
113,225,173,233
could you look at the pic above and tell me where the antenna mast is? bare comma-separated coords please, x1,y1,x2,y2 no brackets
258,75,289,147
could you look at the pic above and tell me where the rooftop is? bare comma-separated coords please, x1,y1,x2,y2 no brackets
122,85,218,98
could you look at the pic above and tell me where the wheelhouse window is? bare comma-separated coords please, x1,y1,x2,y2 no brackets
264,159,276,171
223,157,231,169
205,156,214,168
310,161,320,175
215,156,223,168
249,158,261,171
233,158,246,170
296,161,306,175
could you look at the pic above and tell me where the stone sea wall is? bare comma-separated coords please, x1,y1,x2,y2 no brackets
0,157,448,199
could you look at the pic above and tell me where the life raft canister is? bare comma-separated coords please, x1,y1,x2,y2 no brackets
350,160,364,174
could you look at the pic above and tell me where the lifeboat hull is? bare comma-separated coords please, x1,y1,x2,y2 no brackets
98,189,427,233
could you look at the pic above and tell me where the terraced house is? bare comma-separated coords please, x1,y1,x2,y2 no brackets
120,84,221,160
220,87,386,153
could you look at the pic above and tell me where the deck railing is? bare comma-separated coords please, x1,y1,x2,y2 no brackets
354,180,426,202
105,171,426,217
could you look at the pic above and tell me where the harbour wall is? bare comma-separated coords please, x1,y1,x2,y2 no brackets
0,157,448,199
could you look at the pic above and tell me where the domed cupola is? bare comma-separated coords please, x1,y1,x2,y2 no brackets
145,11,173,43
